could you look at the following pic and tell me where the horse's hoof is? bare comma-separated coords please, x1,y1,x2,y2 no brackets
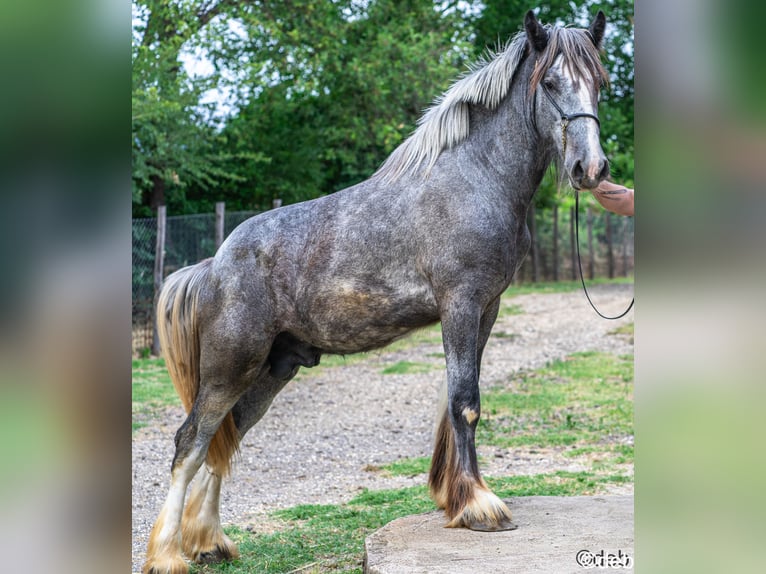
445,486,516,532
195,543,236,564
142,555,189,574
467,517,518,532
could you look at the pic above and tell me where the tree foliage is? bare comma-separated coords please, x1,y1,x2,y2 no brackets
132,0,261,216
132,0,633,216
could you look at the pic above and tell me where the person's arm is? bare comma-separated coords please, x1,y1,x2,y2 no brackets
590,180,634,216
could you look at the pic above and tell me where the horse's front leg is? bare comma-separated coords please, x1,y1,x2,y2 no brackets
429,297,515,531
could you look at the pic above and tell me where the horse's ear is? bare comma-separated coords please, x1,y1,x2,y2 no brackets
588,10,606,49
524,10,548,53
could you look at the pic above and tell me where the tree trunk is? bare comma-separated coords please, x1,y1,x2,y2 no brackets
587,207,595,279
528,204,540,282
148,174,166,210
552,203,559,281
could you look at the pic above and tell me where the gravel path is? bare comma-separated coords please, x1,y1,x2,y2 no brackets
132,284,634,571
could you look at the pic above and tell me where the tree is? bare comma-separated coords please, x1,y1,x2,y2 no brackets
132,1,259,216
216,0,474,202
132,0,632,224
132,1,475,213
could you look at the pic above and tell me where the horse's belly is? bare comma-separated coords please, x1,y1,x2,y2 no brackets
296,282,439,354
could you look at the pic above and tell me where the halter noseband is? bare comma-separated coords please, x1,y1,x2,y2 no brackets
540,84,601,154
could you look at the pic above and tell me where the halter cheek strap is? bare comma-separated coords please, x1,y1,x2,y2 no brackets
540,84,600,154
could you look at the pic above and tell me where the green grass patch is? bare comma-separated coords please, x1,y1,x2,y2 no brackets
377,456,432,477
609,322,634,344
479,352,633,451
491,330,519,340
497,302,524,317
132,357,179,431
381,360,441,375
504,277,633,298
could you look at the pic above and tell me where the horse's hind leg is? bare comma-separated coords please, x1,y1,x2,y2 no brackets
180,369,293,563
429,296,515,531
144,359,261,574
180,468,236,564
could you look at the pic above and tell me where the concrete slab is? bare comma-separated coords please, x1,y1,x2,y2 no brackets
364,496,633,574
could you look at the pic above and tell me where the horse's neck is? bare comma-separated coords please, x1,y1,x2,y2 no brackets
458,99,550,209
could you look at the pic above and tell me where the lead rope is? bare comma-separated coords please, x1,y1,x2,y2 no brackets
539,83,633,319
574,191,634,320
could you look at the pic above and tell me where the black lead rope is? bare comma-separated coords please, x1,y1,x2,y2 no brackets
574,191,634,320
538,82,633,319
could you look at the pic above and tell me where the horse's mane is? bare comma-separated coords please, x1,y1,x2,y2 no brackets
373,26,607,183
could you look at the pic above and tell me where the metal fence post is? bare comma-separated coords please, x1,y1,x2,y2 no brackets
215,202,225,249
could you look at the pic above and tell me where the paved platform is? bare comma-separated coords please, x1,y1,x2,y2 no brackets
363,496,633,574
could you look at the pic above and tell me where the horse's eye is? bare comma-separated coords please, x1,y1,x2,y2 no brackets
543,78,556,91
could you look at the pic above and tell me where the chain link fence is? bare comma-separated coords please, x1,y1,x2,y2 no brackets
132,209,260,354
132,206,632,355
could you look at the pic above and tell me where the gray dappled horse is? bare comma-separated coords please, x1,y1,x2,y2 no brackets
144,10,610,574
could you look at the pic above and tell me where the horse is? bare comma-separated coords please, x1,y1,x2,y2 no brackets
143,10,610,574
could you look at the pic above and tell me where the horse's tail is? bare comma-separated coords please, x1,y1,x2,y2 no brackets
156,258,239,476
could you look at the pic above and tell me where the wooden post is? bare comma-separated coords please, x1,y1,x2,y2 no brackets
215,201,225,249
605,212,615,279
621,217,630,277
528,204,540,282
587,207,595,279
152,205,166,356
272,198,283,209
552,203,559,281
569,206,577,280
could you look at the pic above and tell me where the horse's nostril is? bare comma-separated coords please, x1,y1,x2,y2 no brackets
598,159,610,181
572,160,584,181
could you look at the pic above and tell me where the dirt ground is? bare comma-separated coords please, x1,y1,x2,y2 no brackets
132,283,634,572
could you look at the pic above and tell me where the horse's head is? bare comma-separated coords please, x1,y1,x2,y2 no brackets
525,10,609,190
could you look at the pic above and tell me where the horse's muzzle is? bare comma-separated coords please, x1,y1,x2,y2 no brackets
570,157,610,190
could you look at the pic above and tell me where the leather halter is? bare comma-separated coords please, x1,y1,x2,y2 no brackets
540,84,601,154
540,83,634,320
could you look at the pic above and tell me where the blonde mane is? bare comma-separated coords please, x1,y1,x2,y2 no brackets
373,26,606,183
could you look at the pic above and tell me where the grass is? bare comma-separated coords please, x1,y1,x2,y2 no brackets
376,456,432,477
381,360,442,375
497,302,524,317
132,357,179,431
609,322,634,343
479,351,633,451
503,276,633,298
